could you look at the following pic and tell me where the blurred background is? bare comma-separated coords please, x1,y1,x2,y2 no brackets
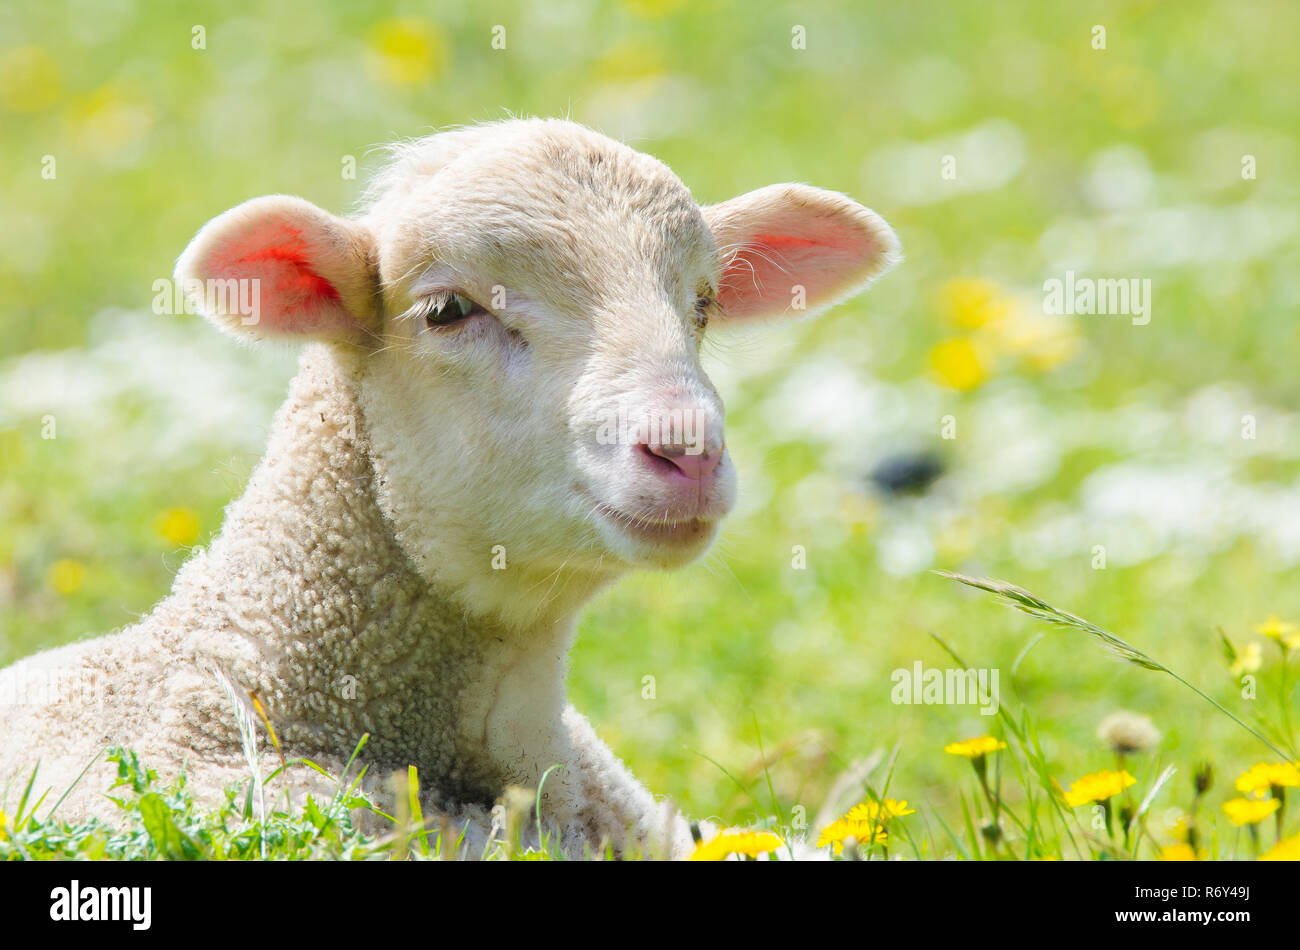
2,0,1298,833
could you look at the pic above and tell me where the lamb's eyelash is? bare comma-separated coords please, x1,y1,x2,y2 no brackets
404,291,486,329
402,294,441,324
692,290,716,331
399,292,451,323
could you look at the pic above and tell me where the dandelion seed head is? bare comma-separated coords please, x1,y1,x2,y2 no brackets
1097,711,1161,755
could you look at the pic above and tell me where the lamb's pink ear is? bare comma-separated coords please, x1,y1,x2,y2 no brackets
174,195,377,343
701,184,900,322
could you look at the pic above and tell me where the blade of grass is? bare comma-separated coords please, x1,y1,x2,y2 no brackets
534,763,564,860
1018,708,1081,857
928,633,1030,840
692,749,762,810
861,742,901,859
44,748,104,820
751,712,784,827
1011,633,1045,679
929,807,972,860
408,765,429,858
957,791,983,860
936,571,1295,760
1128,764,1177,858
13,763,39,832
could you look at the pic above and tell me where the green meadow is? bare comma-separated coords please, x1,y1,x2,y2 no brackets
2,0,1298,858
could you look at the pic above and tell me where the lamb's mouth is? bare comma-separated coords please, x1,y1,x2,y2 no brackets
597,505,714,546
579,488,717,548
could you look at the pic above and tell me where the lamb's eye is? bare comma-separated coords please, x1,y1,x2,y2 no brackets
422,292,484,328
692,294,712,331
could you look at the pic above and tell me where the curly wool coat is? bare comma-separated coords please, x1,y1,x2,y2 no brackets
0,119,899,859
0,344,691,857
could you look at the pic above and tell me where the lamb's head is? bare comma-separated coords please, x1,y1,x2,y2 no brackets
176,119,899,623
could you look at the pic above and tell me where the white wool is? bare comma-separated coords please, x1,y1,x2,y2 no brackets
0,119,899,859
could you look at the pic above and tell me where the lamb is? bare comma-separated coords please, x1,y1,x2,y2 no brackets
0,118,900,858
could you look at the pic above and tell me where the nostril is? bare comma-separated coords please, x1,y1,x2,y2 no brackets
641,442,722,482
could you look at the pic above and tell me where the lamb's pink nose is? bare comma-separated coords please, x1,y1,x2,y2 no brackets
641,442,723,482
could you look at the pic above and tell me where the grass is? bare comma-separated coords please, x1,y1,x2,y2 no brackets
4,577,1297,860
3,0,1300,859
1,748,389,861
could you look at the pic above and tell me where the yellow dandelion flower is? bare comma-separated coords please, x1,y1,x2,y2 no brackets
155,507,200,547
816,799,910,854
928,337,987,391
987,309,1081,373
843,799,916,823
1017,326,1081,373
367,18,447,86
687,829,783,861
1159,843,1198,861
49,558,85,596
1261,834,1300,861
816,818,889,855
937,278,1014,330
1063,769,1136,807
1254,614,1298,642
1234,761,1300,794
620,0,689,19
1230,642,1262,677
0,46,60,113
593,40,666,83
945,736,1007,758
71,83,154,154
0,808,7,841
1222,797,1281,827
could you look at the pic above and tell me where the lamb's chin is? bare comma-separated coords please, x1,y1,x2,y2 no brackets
593,510,720,569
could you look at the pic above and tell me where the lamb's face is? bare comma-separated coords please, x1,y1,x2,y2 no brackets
176,118,900,619
362,125,736,575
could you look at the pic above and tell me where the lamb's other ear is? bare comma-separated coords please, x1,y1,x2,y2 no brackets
174,195,377,344
701,184,901,322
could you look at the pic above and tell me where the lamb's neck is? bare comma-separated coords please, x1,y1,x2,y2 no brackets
163,346,578,786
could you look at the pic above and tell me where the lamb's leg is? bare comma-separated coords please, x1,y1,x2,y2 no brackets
554,707,832,861
554,704,703,859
